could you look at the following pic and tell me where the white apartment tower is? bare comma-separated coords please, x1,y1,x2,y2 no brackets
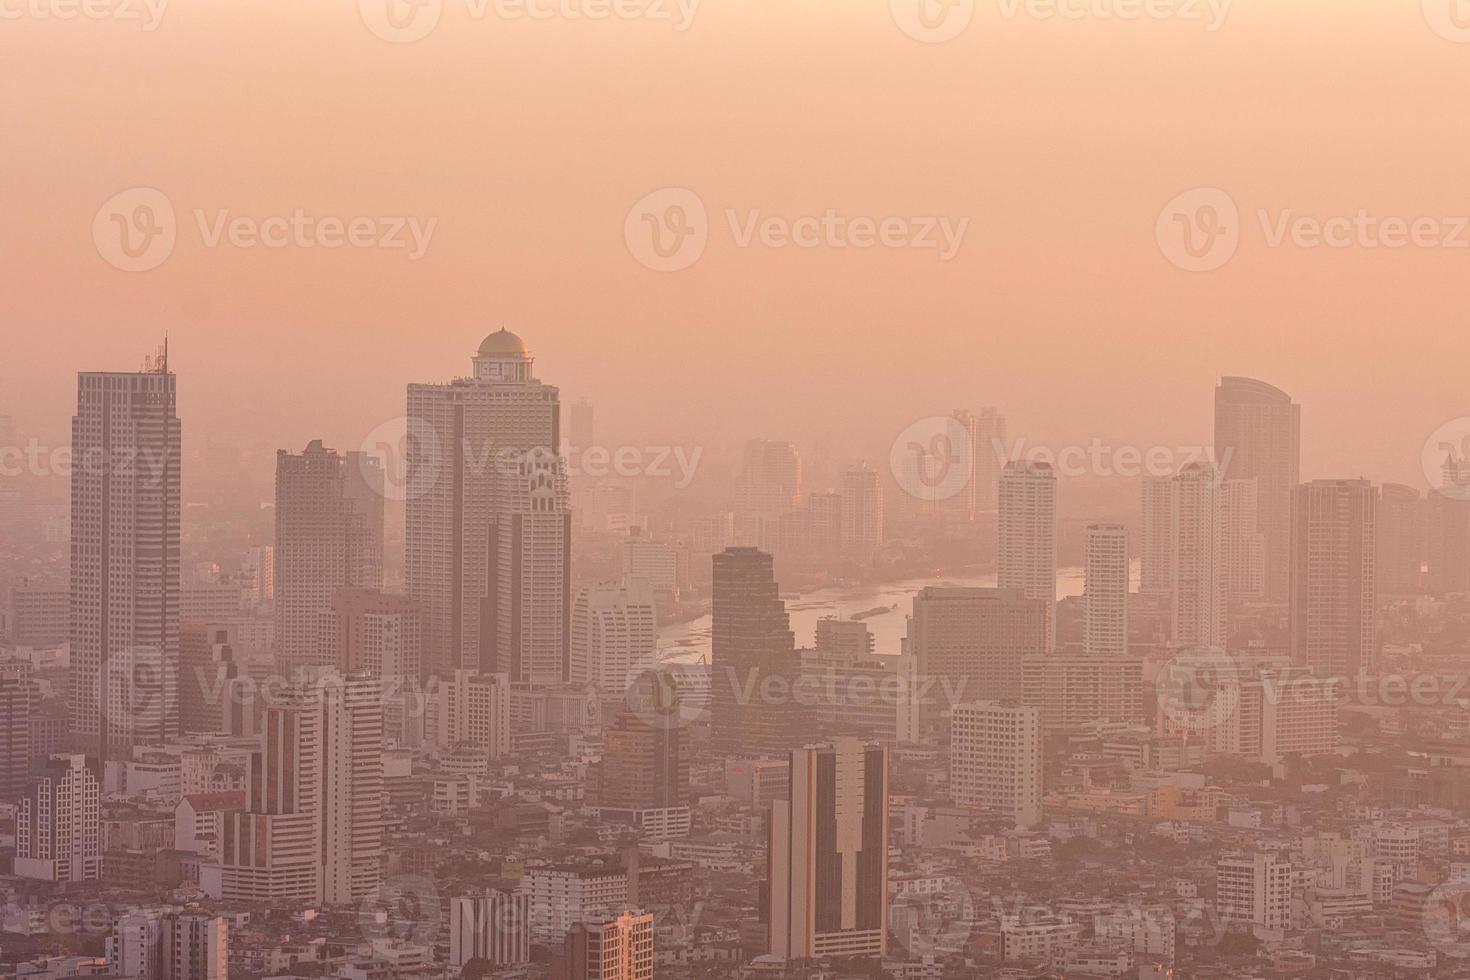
218,670,383,904
998,460,1057,648
950,702,1042,829
1170,462,1227,651
70,352,181,760
15,754,100,882
1083,524,1128,658
450,891,531,968
407,329,561,678
433,669,512,758
571,581,657,697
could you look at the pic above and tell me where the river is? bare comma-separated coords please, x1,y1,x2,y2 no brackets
658,566,1114,664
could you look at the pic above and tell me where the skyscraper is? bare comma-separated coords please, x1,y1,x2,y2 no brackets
839,463,883,555
1377,484,1425,595
320,590,423,744
593,695,689,811
736,439,802,514
998,460,1057,648
948,407,1007,519
1083,524,1128,658
485,447,571,684
908,587,1045,709
70,350,181,761
950,701,1042,829
1170,462,1227,651
407,329,561,678
1290,479,1377,678
0,672,34,798
570,581,657,697
768,739,888,960
274,441,384,670
1221,479,1266,602
15,754,100,882
219,670,383,904
1214,377,1300,603
710,547,796,757
1139,477,1174,596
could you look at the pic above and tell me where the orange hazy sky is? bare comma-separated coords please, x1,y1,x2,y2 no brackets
3,0,1469,491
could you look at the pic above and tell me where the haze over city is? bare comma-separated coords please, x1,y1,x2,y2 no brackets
6,3,1470,980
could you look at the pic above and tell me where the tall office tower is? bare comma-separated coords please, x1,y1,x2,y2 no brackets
274,441,384,670
219,671,383,904
944,408,1007,520
407,329,561,679
1377,484,1425,595
1289,480,1377,679
950,702,1042,829
569,397,595,453
710,548,797,757
971,407,1007,513
622,528,678,597
70,351,181,761
178,623,244,735
1083,524,1129,658
768,739,888,960
998,460,1058,648
1425,488,1469,594
594,701,689,810
432,669,511,757
1170,462,1227,651
485,448,571,684
1221,479,1266,602
814,617,874,659
736,439,802,515
15,754,100,882
1215,852,1293,932
449,891,531,968
320,590,423,744
1214,377,1300,603
566,910,655,980
839,463,884,555
807,492,843,551
0,674,34,798
1139,478,1174,596
908,587,1045,708
570,582,657,697
240,545,275,605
